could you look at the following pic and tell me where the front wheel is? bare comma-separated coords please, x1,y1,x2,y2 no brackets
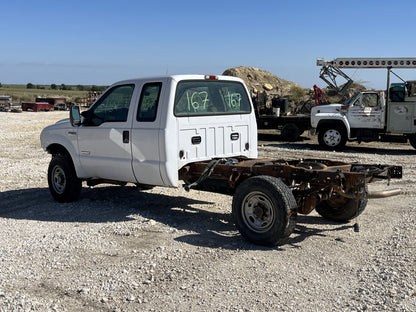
318,125,347,150
232,176,297,246
48,154,82,203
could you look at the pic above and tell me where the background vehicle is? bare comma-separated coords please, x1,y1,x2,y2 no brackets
312,57,416,149
253,94,310,142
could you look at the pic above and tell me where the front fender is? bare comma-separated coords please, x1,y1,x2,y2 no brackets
316,115,351,139
40,127,86,178
311,104,351,138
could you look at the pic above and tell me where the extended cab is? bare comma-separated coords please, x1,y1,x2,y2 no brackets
41,74,402,246
41,75,257,189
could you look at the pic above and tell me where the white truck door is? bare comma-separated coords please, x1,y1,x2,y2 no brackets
77,84,137,182
131,82,165,186
347,92,384,129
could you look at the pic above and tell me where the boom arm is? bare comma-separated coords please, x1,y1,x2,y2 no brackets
319,58,416,69
318,62,353,95
317,57,416,95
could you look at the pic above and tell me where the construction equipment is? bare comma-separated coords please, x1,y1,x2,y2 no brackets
312,57,416,149
253,93,311,142
317,57,416,95
313,85,328,105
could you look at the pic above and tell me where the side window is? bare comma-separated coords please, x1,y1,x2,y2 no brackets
362,93,379,107
137,83,162,122
91,84,134,123
352,97,361,107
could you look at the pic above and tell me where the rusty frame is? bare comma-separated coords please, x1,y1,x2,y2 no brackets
179,157,402,215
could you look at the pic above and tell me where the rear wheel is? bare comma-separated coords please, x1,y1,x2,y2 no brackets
232,176,297,246
281,123,299,142
135,183,154,191
315,194,367,222
48,154,82,203
408,134,416,149
318,125,347,150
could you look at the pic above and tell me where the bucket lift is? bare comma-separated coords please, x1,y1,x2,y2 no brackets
317,57,416,96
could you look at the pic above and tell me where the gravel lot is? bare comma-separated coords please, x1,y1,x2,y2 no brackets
0,111,415,312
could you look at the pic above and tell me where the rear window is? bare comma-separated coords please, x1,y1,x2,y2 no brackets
174,80,251,116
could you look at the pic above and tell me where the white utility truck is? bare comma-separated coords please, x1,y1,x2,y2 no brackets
41,74,402,246
312,57,416,150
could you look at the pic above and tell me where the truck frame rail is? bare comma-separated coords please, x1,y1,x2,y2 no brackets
179,157,402,215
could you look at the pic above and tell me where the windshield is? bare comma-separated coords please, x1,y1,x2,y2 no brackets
174,80,251,116
343,92,361,106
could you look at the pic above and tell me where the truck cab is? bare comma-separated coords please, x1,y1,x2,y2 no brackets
345,90,386,129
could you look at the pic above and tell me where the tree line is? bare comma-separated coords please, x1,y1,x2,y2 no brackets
25,83,107,92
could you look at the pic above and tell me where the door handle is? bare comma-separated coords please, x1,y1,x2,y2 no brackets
123,131,129,143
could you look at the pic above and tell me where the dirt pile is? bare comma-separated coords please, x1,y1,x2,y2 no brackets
222,66,302,95
223,66,369,115
323,82,367,103
223,66,313,114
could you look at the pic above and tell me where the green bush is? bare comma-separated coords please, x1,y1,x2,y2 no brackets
289,86,306,102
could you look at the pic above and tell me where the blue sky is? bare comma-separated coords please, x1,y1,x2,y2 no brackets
1,0,416,89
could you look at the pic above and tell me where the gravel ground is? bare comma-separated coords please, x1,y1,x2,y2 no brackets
0,111,415,312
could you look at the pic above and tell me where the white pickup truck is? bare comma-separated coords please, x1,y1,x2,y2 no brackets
40,74,402,246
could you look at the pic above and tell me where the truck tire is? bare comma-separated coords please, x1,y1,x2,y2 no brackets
232,176,297,246
315,194,367,222
408,134,416,149
318,125,347,150
135,183,154,191
48,154,82,203
281,123,300,142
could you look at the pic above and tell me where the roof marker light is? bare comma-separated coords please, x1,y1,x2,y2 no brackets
205,75,218,80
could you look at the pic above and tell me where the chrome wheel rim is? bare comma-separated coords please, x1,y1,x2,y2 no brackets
51,166,66,194
323,129,341,147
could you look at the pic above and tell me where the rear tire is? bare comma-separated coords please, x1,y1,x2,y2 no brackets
48,154,82,203
315,195,367,222
409,134,416,149
135,183,154,190
281,123,299,142
232,176,297,246
318,125,347,150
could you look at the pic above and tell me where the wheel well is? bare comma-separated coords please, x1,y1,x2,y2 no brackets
46,144,79,177
317,120,346,133
46,144,71,157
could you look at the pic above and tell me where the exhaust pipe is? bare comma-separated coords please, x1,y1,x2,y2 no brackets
367,188,401,199
336,188,401,200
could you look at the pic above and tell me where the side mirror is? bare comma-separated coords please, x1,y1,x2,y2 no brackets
70,106,81,126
